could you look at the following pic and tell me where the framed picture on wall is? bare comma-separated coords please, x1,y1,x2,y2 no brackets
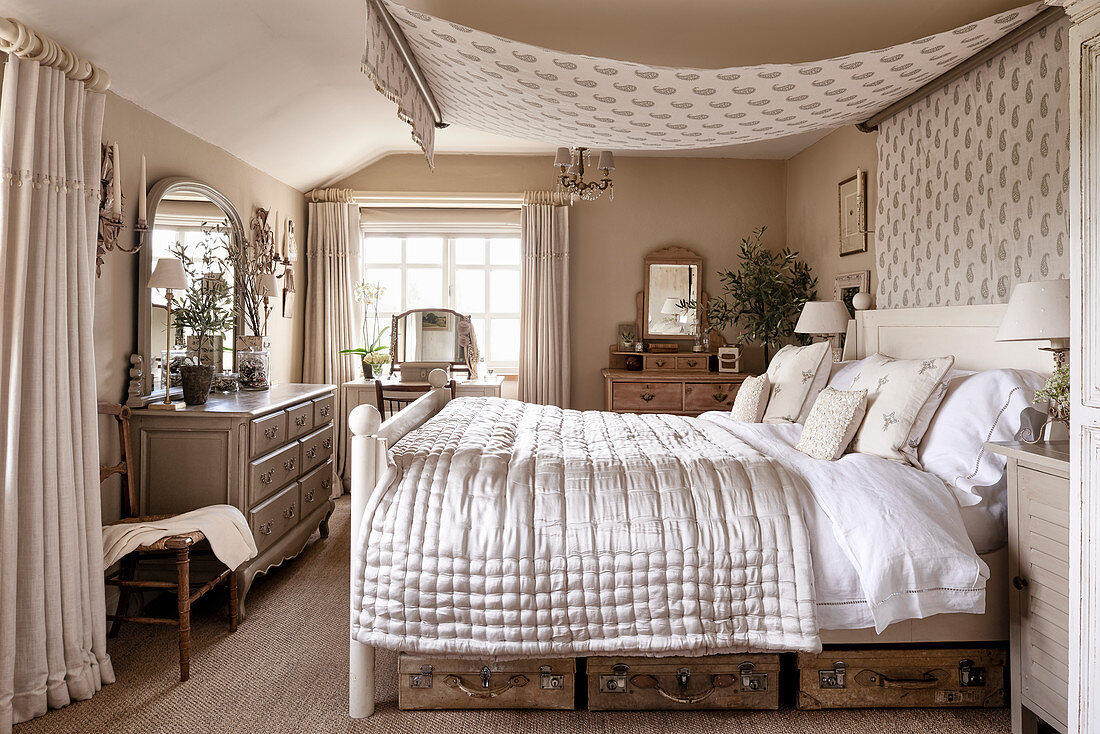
835,270,870,317
838,169,868,256
421,311,451,331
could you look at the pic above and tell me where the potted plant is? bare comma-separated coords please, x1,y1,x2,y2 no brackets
619,328,636,351
172,275,235,404
339,326,390,380
680,226,816,364
341,281,389,379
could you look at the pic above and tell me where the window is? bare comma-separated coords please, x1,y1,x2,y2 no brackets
361,233,522,370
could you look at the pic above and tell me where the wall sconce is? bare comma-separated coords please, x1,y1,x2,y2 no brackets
96,142,148,277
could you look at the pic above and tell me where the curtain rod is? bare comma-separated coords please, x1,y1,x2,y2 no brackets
0,17,110,91
857,6,1063,132
366,0,447,129
352,191,525,208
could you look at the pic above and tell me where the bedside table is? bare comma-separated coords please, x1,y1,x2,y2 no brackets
986,441,1070,734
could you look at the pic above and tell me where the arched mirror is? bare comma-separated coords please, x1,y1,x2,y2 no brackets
137,178,246,399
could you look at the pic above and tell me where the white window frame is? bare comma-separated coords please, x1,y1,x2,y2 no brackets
360,231,522,372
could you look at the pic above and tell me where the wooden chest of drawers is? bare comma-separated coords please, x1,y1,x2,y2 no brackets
602,368,749,416
131,383,337,619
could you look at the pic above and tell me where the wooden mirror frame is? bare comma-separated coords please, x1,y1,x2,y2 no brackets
135,177,247,401
641,245,704,341
389,307,477,374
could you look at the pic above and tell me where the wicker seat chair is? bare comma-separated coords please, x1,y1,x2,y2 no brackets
376,378,456,419
99,403,239,682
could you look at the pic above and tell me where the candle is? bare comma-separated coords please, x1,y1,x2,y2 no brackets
138,153,147,223
111,142,122,219
856,166,864,204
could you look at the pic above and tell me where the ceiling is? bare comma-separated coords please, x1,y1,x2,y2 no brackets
0,0,1028,191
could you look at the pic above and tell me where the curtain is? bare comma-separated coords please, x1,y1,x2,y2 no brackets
303,191,361,494
0,56,115,732
518,202,570,407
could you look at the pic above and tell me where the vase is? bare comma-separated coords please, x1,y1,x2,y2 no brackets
179,364,215,405
211,371,239,394
361,358,374,381
238,349,270,391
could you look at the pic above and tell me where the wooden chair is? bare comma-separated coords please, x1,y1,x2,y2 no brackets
376,378,456,419
99,403,239,682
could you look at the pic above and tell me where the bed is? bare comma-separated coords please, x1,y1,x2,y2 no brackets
347,303,1051,716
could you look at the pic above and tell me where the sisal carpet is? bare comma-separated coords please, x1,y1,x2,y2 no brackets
17,498,1010,734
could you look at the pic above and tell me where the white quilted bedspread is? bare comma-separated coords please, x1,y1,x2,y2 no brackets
352,397,821,657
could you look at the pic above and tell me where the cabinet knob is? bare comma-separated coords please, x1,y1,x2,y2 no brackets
655,360,666,367
1012,576,1029,590
322,437,333,450
686,360,698,367
295,415,307,427
264,425,279,439
641,392,655,402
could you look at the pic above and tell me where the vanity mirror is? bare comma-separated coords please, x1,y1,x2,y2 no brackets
390,308,478,376
136,177,246,399
642,246,703,340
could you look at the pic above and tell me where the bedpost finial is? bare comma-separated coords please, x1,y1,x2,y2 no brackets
428,369,448,389
349,404,382,436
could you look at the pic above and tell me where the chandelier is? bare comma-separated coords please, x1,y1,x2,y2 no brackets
554,146,615,202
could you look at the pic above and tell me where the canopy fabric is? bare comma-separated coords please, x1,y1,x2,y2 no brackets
363,1,1046,165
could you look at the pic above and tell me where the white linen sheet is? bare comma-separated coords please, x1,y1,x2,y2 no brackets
699,414,989,632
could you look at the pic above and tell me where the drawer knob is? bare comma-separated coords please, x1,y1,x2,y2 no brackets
319,406,330,418
686,360,698,367
306,447,317,459
260,469,275,485
264,425,279,439
295,415,307,427
655,360,666,368
322,437,333,450
713,392,729,403
1012,576,1029,590
321,479,331,490
283,506,295,519
641,391,655,402
304,490,315,503
259,521,273,535
283,457,296,471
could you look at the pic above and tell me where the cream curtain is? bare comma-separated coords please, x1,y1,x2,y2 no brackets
518,202,570,407
0,56,115,732
303,191,361,494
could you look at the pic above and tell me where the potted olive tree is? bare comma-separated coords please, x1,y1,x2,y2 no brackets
172,276,235,405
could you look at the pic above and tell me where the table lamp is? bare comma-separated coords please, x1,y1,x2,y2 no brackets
148,257,189,410
795,301,851,362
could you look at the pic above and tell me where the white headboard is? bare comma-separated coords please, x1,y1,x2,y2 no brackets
851,304,1051,374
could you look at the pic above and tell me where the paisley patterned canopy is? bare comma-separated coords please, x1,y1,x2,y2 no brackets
363,1,1046,166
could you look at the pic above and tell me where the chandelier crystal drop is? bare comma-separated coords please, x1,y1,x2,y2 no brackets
554,146,614,202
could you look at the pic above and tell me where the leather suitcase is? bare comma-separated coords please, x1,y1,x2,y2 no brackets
796,648,1006,709
397,654,575,710
587,654,780,710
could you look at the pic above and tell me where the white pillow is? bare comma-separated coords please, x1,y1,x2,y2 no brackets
848,353,956,464
730,374,770,422
904,369,976,468
795,387,869,460
919,368,1049,507
827,357,869,390
762,342,831,424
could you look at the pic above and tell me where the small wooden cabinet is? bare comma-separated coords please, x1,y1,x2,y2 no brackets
603,368,748,416
131,384,337,619
986,441,1070,734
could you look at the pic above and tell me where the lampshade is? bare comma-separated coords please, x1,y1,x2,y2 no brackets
148,258,188,290
257,272,279,298
795,300,851,335
554,147,571,167
996,278,1070,346
597,150,615,171
661,297,684,315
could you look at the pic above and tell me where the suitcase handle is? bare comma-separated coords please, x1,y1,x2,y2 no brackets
629,673,736,704
442,674,529,698
855,668,946,689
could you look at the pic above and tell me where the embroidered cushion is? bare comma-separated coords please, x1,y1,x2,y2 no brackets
762,341,832,424
730,374,770,422
848,353,956,464
795,387,868,460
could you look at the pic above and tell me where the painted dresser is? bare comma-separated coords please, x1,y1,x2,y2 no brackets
130,384,336,619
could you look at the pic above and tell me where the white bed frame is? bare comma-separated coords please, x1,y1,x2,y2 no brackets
347,304,1042,716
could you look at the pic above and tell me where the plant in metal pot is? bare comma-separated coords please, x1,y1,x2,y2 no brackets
680,226,816,364
172,275,235,404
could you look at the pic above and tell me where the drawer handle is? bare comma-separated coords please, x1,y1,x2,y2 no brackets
283,457,296,471
295,415,308,427
1012,576,1029,590
322,437,333,450
264,424,279,439
321,479,331,491
641,391,655,402
319,406,331,418
258,521,273,536
713,392,729,403
259,469,275,485
654,360,666,368
306,447,317,460
283,506,295,520
304,490,315,503
686,360,698,367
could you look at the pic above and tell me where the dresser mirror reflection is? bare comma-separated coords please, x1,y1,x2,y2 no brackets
643,246,703,340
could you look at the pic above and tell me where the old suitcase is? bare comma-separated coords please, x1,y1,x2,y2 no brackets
796,648,1006,709
587,654,780,710
396,655,576,710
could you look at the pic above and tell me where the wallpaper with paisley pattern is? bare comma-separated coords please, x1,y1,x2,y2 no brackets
875,20,1070,308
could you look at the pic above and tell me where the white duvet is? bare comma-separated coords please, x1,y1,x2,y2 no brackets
351,398,988,659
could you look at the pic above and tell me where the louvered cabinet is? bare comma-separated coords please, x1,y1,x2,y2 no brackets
987,441,1070,734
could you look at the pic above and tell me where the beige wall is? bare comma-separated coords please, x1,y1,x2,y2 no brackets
96,94,306,520
785,126,879,306
335,153,788,410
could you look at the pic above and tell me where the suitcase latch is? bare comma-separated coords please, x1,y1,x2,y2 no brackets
599,663,629,693
958,659,986,687
408,664,433,689
539,664,565,690
480,666,492,689
676,667,691,691
819,662,847,689
739,661,768,692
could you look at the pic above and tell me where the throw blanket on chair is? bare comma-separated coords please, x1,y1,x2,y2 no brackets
103,505,258,570
352,397,821,657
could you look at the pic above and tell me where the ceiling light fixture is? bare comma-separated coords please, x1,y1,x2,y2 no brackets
554,147,614,202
